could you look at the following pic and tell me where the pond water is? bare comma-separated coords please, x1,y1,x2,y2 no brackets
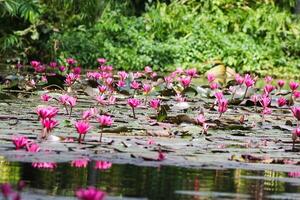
1,160,300,200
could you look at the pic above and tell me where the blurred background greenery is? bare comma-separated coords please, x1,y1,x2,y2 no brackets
0,0,300,77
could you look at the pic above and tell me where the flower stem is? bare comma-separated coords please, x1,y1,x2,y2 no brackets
132,107,136,119
242,87,249,100
99,127,103,143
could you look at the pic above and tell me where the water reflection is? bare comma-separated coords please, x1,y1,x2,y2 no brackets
0,160,300,200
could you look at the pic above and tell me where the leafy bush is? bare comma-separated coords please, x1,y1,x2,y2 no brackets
50,0,300,77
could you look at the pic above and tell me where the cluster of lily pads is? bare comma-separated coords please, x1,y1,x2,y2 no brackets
10,58,300,148
5,57,300,200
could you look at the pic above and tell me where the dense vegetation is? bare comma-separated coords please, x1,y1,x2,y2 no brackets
1,0,300,77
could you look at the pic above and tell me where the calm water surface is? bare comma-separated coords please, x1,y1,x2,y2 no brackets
0,160,300,200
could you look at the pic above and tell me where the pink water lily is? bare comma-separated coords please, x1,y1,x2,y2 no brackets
196,114,206,125
263,84,275,95
277,97,287,107
36,106,58,120
66,58,76,65
75,120,91,143
118,71,128,80
210,82,219,90
41,93,52,102
144,66,153,74
207,73,215,83
41,118,59,139
142,84,152,94
149,99,161,110
289,81,299,91
178,76,191,88
277,80,285,88
292,128,300,150
65,73,79,86
76,186,106,200
97,115,113,142
157,150,166,161
235,74,244,85
186,68,197,77
82,108,98,120
264,76,273,83
127,98,141,118
217,98,228,118
97,58,107,65
12,136,28,150
130,80,140,90
291,107,300,121
1,183,12,198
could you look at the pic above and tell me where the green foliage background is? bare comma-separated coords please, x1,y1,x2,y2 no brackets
1,0,300,77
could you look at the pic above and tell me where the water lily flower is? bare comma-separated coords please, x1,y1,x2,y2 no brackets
94,160,112,170
277,80,285,88
133,72,143,79
59,65,66,72
144,66,153,74
42,118,59,131
149,99,161,110
207,73,215,83
289,81,299,91
186,68,197,77
75,120,91,143
41,93,52,102
264,76,273,83
98,85,107,94
142,84,152,94
127,98,141,118
65,73,79,86
277,97,287,107
217,98,228,118
82,108,98,120
105,77,114,86
97,115,113,142
214,92,224,102
71,159,89,168
263,84,275,95
130,80,140,90
59,94,77,116
117,71,128,81
36,106,58,119
164,76,173,88
95,95,106,105
30,60,40,68
210,82,219,90
116,80,126,88
41,75,48,83
26,142,41,152
49,62,57,68
260,95,271,108
97,58,107,65
12,136,28,150
66,58,76,65
250,94,260,111
32,162,57,169
294,91,300,99
72,67,81,75
235,74,244,85
76,186,106,200
291,107,300,121
243,74,255,99
178,76,191,88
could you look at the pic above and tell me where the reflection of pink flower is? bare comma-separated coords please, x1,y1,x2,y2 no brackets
26,142,41,152
196,114,206,125
147,139,155,145
76,186,106,200
1,183,12,198
12,136,28,150
288,172,300,178
71,159,89,168
157,151,166,161
32,162,57,169
94,161,112,170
